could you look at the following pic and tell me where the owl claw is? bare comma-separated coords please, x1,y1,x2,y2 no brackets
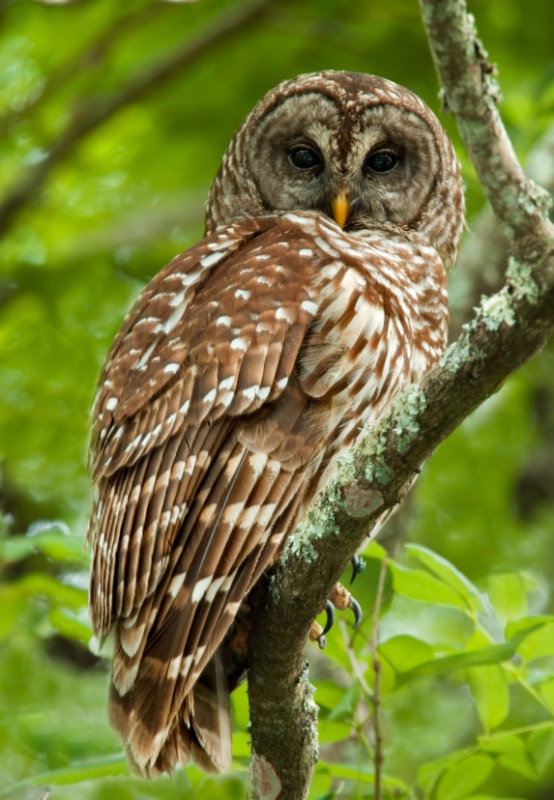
350,554,365,584
309,620,327,649
310,582,363,647
322,600,335,636
349,595,362,629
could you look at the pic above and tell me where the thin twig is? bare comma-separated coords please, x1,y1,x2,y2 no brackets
340,621,373,699
370,557,388,800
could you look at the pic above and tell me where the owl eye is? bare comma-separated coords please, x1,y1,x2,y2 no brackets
364,149,399,174
288,145,322,171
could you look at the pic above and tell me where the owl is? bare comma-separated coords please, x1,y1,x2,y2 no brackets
88,71,464,777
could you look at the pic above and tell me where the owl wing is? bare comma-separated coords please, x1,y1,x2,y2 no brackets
88,214,331,774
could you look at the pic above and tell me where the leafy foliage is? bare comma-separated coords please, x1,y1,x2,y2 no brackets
1,1,553,798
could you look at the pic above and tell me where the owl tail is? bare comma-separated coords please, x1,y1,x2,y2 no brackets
110,649,232,777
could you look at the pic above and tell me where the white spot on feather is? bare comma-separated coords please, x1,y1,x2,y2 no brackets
201,251,226,269
203,388,217,405
191,575,212,603
230,337,249,352
219,375,235,391
168,571,186,598
205,575,226,603
163,363,180,375
301,299,318,315
242,385,258,403
275,307,295,323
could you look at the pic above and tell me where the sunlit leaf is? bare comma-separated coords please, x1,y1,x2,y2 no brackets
515,622,554,663
417,747,476,796
378,635,434,673
405,544,485,613
436,754,494,800
397,642,517,686
486,572,527,621
390,563,467,609
528,724,554,775
466,665,510,730
480,733,536,779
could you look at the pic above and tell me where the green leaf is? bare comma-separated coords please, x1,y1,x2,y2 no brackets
397,642,517,686
467,665,510,730
528,724,554,775
481,733,536,780
0,755,129,796
49,606,92,644
318,718,353,744
417,747,476,796
464,796,525,800
487,572,527,621
538,676,554,707
378,635,434,673
317,761,409,790
0,585,28,639
505,615,554,640
362,540,387,560
436,754,494,800
405,544,485,613
390,563,467,609
18,572,88,611
514,622,554,662
328,681,362,721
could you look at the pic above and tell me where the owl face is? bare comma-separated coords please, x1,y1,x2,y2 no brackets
206,71,464,267
247,93,442,232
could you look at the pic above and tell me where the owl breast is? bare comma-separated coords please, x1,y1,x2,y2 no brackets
292,214,448,491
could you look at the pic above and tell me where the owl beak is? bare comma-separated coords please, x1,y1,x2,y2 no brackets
331,191,350,229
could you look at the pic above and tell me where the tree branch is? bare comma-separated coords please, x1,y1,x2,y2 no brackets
0,0,274,237
247,2,554,798
451,120,554,333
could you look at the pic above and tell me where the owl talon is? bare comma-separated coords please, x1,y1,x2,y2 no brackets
309,620,327,649
349,595,362,629
322,599,335,636
350,554,365,584
329,581,363,630
309,583,363,647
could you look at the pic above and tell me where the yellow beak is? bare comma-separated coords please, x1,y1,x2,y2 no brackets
331,191,350,229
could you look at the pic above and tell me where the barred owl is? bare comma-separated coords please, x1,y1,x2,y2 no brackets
88,71,464,777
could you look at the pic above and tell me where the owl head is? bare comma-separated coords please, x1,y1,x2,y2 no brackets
205,71,464,267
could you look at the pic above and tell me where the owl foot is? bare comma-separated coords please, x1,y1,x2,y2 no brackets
309,582,362,649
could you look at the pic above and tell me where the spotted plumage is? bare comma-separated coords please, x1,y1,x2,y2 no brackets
88,70,464,777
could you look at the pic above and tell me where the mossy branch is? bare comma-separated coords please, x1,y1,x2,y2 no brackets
246,1,554,798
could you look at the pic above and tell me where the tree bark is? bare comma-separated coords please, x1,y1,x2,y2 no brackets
246,1,554,797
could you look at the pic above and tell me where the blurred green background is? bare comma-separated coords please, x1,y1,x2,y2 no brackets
1,1,554,798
